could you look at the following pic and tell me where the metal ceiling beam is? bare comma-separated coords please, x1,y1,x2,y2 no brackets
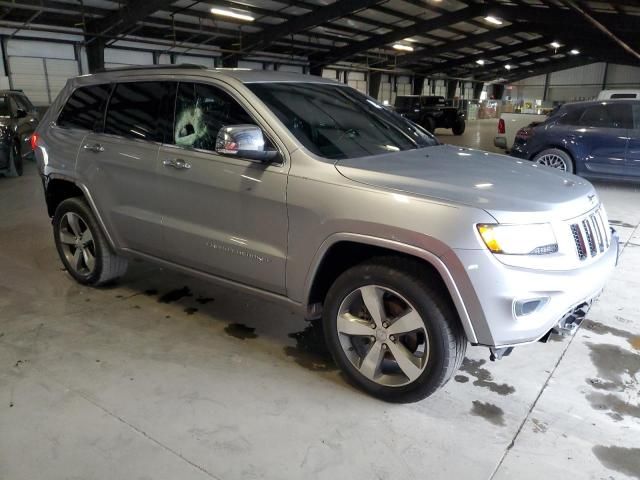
86,0,178,38
497,55,598,84
221,0,387,56
417,37,551,75
310,4,485,67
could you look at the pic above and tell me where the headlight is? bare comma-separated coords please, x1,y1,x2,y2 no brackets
477,224,558,255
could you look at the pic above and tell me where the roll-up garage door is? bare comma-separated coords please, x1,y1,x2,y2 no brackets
8,57,79,106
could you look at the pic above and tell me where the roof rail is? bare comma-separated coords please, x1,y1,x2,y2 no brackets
93,63,209,73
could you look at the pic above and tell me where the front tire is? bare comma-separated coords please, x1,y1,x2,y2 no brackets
533,148,574,173
422,117,436,133
53,197,128,286
323,258,467,403
452,118,466,135
7,141,23,177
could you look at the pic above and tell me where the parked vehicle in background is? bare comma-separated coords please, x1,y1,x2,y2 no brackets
494,112,547,151
394,95,466,135
34,66,618,402
0,90,39,177
510,99,640,180
597,89,640,100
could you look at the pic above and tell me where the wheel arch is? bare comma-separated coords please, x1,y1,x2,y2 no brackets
45,174,117,250
303,233,478,344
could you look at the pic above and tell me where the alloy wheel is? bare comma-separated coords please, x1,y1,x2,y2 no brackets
536,153,568,171
58,212,96,276
336,285,429,387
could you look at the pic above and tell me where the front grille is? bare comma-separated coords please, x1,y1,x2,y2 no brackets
570,206,610,261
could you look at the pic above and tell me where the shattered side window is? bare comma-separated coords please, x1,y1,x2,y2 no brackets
174,82,253,152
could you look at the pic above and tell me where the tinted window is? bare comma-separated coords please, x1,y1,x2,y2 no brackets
173,82,253,151
13,94,33,112
555,106,583,125
58,84,112,131
610,93,637,99
607,103,633,129
249,82,437,160
394,96,419,109
579,105,611,127
105,82,174,142
0,96,9,117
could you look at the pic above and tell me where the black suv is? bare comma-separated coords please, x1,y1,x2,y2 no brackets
394,95,466,135
0,90,39,177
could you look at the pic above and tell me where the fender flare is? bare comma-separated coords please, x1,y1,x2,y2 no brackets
302,232,478,344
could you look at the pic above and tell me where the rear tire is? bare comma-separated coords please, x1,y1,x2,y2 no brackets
7,141,23,177
53,197,128,286
533,148,574,173
452,118,466,135
322,257,467,403
422,117,436,133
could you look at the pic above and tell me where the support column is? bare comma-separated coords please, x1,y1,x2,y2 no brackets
368,71,382,99
602,62,609,90
309,65,322,76
491,84,505,99
412,75,425,95
473,82,484,100
221,55,238,68
446,80,458,99
86,38,105,73
542,72,551,101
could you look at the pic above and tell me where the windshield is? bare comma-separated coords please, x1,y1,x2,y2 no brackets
394,96,419,110
248,83,438,160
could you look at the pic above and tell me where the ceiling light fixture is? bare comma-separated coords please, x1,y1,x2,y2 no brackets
210,7,255,21
570,49,580,55
484,16,503,25
393,44,414,52
550,41,561,49
476,59,485,65
505,64,512,70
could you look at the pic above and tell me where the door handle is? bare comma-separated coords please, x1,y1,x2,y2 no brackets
83,143,104,153
163,158,191,170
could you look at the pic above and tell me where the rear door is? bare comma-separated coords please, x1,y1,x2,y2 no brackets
75,80,175,255
576,103,630,177
626,103,640,177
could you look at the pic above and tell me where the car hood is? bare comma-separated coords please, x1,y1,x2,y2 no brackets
334,145,598,223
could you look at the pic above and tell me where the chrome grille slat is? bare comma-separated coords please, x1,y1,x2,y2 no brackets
569,205,609,261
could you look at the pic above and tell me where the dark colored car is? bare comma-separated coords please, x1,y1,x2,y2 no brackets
0,90,40,177
511,100,640,180
394,95,466,135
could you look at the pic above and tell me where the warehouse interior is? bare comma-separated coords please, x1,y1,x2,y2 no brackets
1,1,639,479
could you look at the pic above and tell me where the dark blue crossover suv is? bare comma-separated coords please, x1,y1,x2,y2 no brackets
510,100,640,181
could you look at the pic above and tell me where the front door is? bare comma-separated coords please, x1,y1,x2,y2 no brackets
157,81,289,294
577,102,630,177
11,93,39,155
76,81,175,255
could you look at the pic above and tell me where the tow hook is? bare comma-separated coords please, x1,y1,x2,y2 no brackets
489,346,514,361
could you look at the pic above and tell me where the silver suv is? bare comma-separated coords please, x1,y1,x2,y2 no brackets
34,66,618,402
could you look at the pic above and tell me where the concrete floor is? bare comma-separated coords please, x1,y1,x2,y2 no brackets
1,123,639,479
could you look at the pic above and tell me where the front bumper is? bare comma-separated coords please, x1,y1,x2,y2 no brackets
442,229,619,347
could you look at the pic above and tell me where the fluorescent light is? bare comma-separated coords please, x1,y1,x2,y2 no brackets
484,16,503,25
404,38,417,43
393,44,414,52
210,7,254,21
476,59,485,65
505,64,512,70
570,49,580,55
550,41,561,48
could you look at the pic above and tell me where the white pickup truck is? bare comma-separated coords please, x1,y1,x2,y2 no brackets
494,113,548,152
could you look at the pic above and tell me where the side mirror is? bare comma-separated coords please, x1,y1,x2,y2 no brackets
215,124,279,162
15,108,28,119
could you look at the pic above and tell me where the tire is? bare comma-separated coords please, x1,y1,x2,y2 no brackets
6,141,23,177
322,257,467,403
53,197,128,286
533,148,574,173
422,117,436,133
452,118,466,136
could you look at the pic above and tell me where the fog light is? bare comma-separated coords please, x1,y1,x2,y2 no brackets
514,297,549,316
